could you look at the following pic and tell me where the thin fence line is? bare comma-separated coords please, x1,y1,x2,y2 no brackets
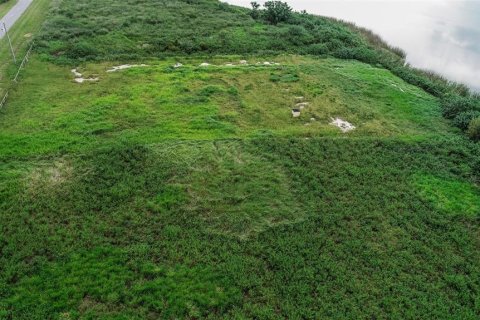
0,40,35,111
13,40,34,82
0,90,8,109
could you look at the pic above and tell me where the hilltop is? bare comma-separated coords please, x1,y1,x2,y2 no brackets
0,1,479,319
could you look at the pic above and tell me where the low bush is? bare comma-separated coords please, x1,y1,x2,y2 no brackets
467,117,480,141
263,1,292,25
453,111,480,131
441,96,480,119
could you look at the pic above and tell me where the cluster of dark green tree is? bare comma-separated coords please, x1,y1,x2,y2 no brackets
36,0,480,140
250,1,293,24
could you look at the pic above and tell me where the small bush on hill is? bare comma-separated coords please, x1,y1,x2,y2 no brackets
441,96,479,119
453,111,480,131
263,1,292,24
467,117,480,141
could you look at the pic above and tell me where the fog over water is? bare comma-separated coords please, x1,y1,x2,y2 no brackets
224,0,480,92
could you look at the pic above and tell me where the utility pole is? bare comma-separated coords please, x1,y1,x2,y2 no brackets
3,22,16,63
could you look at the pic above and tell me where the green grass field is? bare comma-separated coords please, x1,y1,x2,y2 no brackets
0,0,479,319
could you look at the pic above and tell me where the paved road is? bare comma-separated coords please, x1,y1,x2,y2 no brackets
0,0,34,39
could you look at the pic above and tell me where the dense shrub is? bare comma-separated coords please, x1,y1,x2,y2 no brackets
263,1,292,24
467,117,480,141
441,96,480,119
453,111,480,131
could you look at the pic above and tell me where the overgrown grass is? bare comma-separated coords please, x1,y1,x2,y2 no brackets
1,137,479,318
1,0,479,318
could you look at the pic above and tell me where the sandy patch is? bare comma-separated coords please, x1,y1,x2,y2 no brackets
106,64,148,72
28,159,73,191
330,117,356,132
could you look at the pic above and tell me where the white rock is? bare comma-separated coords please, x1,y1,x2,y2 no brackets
330,117,356,133
310,118,316,121
74,77,99,84
71,69,82,78
107,64,148,72
263,62,271,65
292,109,301,118
173,63,183,68
239,60,248,65
225,63,235,67
296,102,309,109
199,63,211,67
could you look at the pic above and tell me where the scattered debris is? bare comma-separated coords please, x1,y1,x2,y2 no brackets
296,102,309,109
173,63,183,68
106,64,148,72
330,117,356,133
199,63,211,67
71,69,99,84
292,109,301,118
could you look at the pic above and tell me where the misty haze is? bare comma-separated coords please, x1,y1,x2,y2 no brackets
226,0,480,92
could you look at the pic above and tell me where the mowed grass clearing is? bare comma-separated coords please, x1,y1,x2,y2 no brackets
0,55,453,157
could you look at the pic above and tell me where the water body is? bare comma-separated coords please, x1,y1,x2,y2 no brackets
224,0,480,92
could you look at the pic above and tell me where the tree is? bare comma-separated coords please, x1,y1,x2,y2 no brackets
263,1,292,25
250,1,261,19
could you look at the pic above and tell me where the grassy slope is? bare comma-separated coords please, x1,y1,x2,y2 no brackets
0,0,17,19
0,0,52,92
0,0,479,319
35,0,371,62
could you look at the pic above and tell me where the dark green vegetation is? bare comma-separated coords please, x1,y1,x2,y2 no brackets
1,0,479,319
